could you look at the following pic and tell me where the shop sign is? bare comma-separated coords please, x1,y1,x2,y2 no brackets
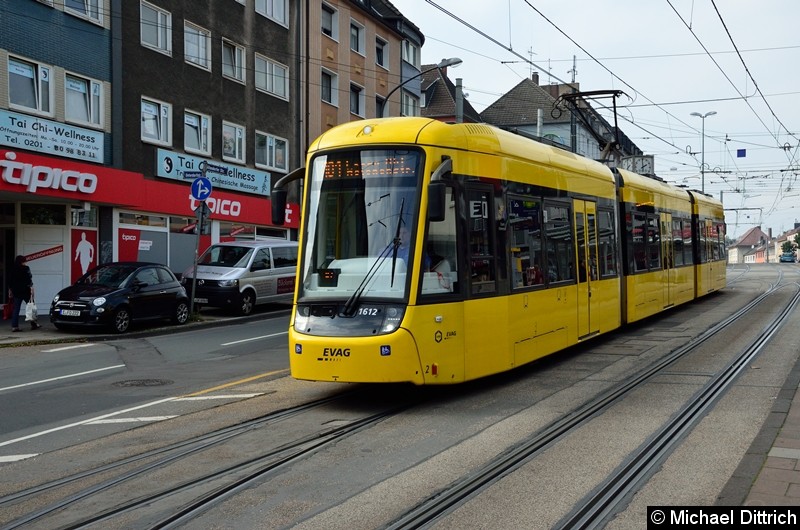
156,149,271,197
0,109,104,163
1,150,97,194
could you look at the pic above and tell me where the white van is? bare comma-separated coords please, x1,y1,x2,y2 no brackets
181,240,298,315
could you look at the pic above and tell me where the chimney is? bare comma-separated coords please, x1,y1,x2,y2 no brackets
531,72,539,85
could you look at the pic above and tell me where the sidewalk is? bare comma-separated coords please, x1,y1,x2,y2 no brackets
0,305,278,347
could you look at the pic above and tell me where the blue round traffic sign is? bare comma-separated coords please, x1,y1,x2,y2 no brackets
191,177,213,201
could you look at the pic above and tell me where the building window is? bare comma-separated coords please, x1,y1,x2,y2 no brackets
401,91,419,117
8,56,53,116
185,110,210,155
222,122,245,163
376,37,388,69
350,20,365,54
141,1,172,55
350,83,364,117
222,40,245,83
65,73,102,127
184,22,211,70
321,69,338,106
376,95,385,118
402,40,420,69
65,0,101,24
321,3,338,39
255,131,288,172
256,0,287,26
255,54,289,100
141,97,171,145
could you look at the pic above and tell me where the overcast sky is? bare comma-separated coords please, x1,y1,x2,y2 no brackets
388,0,800,240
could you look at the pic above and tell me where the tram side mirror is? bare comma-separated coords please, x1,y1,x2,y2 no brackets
271,189,287,226
428,182,446,222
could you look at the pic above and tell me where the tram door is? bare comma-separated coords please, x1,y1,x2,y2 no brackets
575,200,600,339
660,213,674,307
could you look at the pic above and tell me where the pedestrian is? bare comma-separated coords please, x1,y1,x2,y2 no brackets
8,255,40,331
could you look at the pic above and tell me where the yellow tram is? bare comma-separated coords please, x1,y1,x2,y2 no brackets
271,117,726,385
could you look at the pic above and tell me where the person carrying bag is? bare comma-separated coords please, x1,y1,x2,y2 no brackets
9,255,41,331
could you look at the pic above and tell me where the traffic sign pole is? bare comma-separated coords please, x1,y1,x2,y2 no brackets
190,165,212,316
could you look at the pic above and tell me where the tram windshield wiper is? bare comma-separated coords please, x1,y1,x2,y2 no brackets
342,199,405,317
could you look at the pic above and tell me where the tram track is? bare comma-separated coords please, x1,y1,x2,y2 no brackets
0,389,419,530
380,276,795,530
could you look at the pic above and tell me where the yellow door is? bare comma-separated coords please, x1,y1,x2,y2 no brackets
575,200,600,339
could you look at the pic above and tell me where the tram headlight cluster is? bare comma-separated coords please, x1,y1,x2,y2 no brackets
380,305,404,334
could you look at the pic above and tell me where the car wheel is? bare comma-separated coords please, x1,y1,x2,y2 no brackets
112,306,131,333
174,301,189,325
239,290,255,316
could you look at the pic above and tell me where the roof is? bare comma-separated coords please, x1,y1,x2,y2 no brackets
731,226,770,248
420,64,482,122
479,77,564,127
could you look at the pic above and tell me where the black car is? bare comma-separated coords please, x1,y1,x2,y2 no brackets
50,262,190,333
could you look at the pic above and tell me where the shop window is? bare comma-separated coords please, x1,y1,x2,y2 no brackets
21,204,66,225
71,206,97,227
0,203,15,224
256,227,288,239
221,221,255,240
170,216,198,234
119,212,167,227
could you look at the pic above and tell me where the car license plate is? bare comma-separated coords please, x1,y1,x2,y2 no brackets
194,297,208,304
61,309,81,316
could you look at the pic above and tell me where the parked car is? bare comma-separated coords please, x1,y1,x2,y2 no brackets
50,262,190,333
181,240,298,315
779,253,796,263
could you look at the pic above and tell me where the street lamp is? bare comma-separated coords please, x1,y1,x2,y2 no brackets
382,57,462,117
690,111,717,193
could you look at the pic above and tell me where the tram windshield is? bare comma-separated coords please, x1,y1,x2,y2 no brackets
298,148,423,302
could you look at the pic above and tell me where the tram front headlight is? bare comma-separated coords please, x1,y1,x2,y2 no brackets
380,305,405,334
294,305,311,332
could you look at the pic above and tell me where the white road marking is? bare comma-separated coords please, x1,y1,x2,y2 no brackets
0,397,176,448
176,394,262,400
42,343,96,352
0,454,38,462
221,331,287,346
86,416,178,424
0,365,126,393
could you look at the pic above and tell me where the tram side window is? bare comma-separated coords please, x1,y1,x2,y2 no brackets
716,222,726,261
710,223,720,260
597,208,616,277
468,188,495,294
421,186,459,296
544,202,574,282
673,219,685,267
683,220,693,264
508,196,544,288
632,213,647,272
647,215,661,270
698,219,708,263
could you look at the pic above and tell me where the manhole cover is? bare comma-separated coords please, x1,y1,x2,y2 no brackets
113,379,173,387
